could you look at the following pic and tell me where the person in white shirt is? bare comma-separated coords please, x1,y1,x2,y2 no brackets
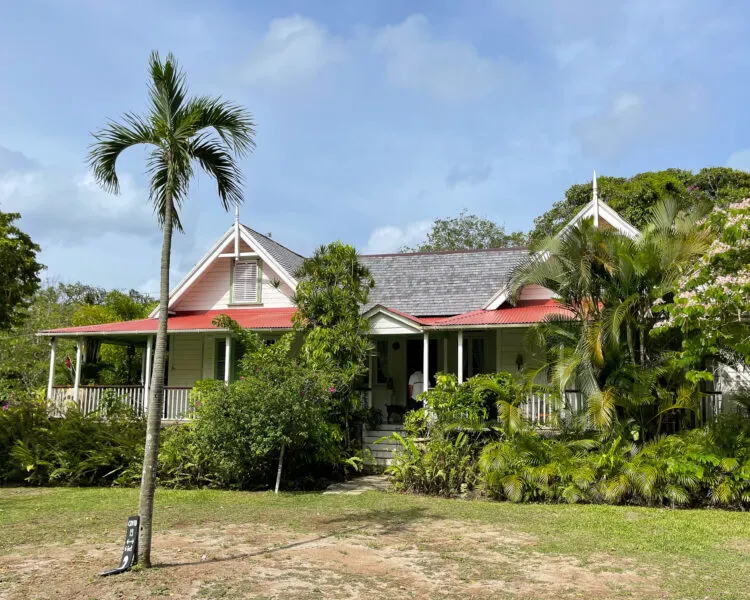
407,370,424,410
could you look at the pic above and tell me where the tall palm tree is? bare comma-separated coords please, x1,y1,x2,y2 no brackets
88,51,255,566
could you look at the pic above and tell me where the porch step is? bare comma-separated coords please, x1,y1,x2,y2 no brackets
364,432,402,444
372,423,407,431
363,426,406,466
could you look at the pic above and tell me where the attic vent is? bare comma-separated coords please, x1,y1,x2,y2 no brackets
232,260,259,303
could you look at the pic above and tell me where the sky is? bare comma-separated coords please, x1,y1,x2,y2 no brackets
1,0,749,296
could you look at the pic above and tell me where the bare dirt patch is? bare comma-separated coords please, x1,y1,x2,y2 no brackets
0,515,665,599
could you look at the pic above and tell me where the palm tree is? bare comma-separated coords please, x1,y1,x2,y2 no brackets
88,51,255,566
510,200,709,436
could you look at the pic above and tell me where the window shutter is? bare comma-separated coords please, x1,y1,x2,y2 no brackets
232,260,259,303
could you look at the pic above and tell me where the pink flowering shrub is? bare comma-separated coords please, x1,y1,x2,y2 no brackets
658,198,750,379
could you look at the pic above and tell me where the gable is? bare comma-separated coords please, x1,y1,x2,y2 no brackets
483,197,639,310
363,306,423,334
561,198,640,239
171,247,295,312
156,226,300,316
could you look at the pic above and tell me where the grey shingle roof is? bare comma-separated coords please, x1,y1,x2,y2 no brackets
243,226,306,278
360,248,529,316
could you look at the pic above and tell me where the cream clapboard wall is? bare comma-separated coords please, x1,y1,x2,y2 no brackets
168,334,204,387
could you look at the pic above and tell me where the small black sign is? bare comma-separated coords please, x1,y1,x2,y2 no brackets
100,515,139,577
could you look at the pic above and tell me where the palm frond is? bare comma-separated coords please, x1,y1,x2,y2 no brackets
190,135,245,210
147,51,188,128
186,96,256,155
88,114,157,194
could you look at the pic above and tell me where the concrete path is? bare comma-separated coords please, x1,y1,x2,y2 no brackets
323,475,390,495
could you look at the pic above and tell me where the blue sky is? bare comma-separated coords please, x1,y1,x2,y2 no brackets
1,0,749,296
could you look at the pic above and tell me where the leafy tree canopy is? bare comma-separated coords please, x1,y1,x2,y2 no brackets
0,212,44,331
658,198,750,374
402,209,527,252
0,284,156,395
293,242,373,386
530,167,750,241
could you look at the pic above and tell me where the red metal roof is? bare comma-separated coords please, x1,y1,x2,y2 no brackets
427,300,573,326
40,301,570,337
40,308,297,336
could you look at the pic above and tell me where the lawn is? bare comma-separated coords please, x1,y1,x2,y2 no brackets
1,486,749,599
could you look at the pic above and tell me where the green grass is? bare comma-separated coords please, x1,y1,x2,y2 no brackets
2,487,750,599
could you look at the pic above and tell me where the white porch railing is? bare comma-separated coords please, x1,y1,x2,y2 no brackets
698,393,723,423
50,386,197,421
521,390,586,426
520,391,726,426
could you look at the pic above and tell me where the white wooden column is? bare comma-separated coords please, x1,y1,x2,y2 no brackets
367,352,374,408
442,336,448,374
423,332,429,391
73,340,82,404
144,336,153,411
457,330,464,383
224,334,231,383
495,329,502,372
46,337,56,400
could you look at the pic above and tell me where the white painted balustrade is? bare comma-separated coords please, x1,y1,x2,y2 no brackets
50,386,197,421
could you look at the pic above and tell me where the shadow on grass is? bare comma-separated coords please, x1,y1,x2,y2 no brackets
152,506,434,569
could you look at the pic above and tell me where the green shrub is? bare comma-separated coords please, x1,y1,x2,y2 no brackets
385,372,524,496
0,390,145,486
478,421,750,508
386,430,479,497
158,333,343,491
480,433,598,502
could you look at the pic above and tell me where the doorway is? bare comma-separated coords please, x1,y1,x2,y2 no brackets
406,338,438,394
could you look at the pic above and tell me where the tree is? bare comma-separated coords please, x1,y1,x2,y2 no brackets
72,289,156,384
530,168,750,241
0,284,156,397
0,286,76,396
660,198,750,377
512,200,709,437
402,209,527,252
0,212,44,331
293,242,374,449
208,315,336,492
88,51,254,566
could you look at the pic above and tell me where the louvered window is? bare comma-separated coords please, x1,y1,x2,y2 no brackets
232,260,259,303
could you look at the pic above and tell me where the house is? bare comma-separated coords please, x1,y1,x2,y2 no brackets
39,181,744,435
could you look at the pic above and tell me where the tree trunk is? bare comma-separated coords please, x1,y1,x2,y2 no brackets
137,193,174,567
626,324,636,365
274,445,285,494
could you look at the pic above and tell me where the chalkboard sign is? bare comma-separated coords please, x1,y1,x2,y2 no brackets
100,516,139,577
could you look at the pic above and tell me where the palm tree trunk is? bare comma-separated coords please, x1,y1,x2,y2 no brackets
626,324,636,365
137,192,173,567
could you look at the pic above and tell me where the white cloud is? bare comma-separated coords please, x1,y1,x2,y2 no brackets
727,149,750,172
374,14,516,103
241,14,345,86
0,146,155,245
363,220,432,254
572,86,703,158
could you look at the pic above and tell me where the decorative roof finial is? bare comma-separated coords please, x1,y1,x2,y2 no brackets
592,170,600,227
234,201,240,260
